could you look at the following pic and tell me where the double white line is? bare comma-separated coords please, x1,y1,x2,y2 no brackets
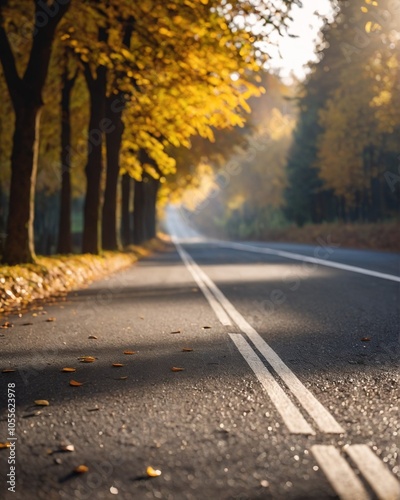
173,238,343,436
171,236,400,500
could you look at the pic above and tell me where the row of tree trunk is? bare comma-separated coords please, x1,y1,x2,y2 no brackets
0,11,160,264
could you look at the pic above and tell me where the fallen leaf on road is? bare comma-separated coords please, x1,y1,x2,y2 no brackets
79,356,96,363
88,335,98,339
112,363,124,367
34,400,49,406
361,337,371,342
32,313,38,317
116,376,128,380
22,411,41,418
110,486,119,495
22,322,33,326
69,380,84,387
74,465,89,474
202,326,211,330
1,322,13,329
171,330,181,334
146,466,162,477
182,348,193,352
60,444,75,452
171,367,184,372
2,369,16,373
87,407,99,412
0,442,11,449
123,350,136,355
61,367,76,373
46,318,56,322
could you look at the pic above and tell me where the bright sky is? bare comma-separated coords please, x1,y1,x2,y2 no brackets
267,0,334,81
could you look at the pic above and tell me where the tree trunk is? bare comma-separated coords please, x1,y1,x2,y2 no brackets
146,175,160,240
57,62,77,255
133,178,147,245
121,173,131,247
101,94,124,250
0,1,70,264
133,174,160,245
3,105,41,264
82,28,108,254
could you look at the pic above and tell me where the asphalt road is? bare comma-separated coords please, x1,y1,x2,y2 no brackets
0,208,399,500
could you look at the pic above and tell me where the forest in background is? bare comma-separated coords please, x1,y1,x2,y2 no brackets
1,0,301,264
185,0,400,243
0,0,399,265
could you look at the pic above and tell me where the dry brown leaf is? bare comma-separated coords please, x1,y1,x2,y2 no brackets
32,313,38,317
22,322,34,326
74,465,89,474
202,326,211,330
69,380,84,387
2,369,16,373
146,466,162,477
116,376,128,380
61,367,76,373
171,330,181,334
79,356,96,363
1,322,13,329
182,348,193,352
171,367,184,372
112,363,124,368
0,442,11,449
88,335,98,339
123,351,136,355
87,407,99,412
60,444,75,452
46,318,56,322
34,400,49,406
361,337,371,342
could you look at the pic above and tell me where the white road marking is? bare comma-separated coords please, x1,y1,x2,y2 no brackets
174,241,232,326
173,239,344,434
229,334,315,435
311,445,370,500
214,241,400,283
345,444,400,500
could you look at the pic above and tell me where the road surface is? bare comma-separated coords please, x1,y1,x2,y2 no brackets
0,207,399,499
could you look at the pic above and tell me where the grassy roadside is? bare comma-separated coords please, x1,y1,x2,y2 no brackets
199,220,400,253
0,238,167,316
255,221,400,253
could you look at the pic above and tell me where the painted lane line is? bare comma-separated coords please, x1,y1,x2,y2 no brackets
345,445,400,500
173,240,232,326
311,445,370,500
214,241,400,284
175,241,344,434
229,334,315,435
